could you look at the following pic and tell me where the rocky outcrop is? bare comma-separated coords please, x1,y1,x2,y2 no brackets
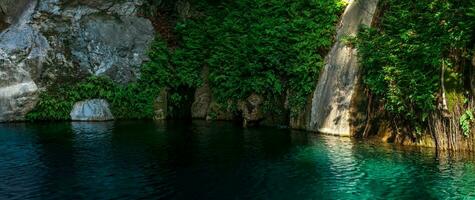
191,66,211,119
289,97,312,130
70,14,154,83
238,94,264,127
0,82,38,122
0,0,31,31
70,99,114,121
0,0,155,122
0,1,43,121
153,88,168,120
308,0,379,136
191,84,211,118
36,0,155,83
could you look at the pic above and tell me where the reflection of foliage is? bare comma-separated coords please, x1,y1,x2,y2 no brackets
357,0,475,133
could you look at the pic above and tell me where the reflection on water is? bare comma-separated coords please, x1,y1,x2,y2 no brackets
0,121,474,199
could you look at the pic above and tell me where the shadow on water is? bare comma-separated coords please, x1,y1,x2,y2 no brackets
0,121,474,199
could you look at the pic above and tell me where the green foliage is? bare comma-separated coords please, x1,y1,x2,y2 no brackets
176,0,346,113
27,76,161,120
356,0,475,130
29,0,346,120
460,109,474,137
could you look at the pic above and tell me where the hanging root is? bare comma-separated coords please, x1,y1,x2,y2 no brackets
430,98,475,151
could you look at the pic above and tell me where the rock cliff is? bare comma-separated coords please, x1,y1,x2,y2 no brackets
0,0,155,121
293,0,379,136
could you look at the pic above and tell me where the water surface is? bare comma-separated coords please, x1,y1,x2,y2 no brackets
0,121,474,199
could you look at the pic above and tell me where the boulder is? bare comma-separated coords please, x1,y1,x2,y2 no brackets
70,99,114,121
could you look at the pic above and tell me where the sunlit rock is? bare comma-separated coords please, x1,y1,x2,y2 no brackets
309,0,379,136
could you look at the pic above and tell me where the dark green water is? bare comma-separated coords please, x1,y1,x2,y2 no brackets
0,121,474,200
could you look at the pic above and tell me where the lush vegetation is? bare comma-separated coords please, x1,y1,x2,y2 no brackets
174,0,346,114
28,0,346,120
28,33,207,120
27,76,157,120
357,0,475,135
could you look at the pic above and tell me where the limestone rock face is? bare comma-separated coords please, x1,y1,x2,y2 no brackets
0,0,154,122
71,14,154,83
0,0,31,31
70,99,114,121
308,0,379,136
0,1,43,121
37,0,155,83
191,66,211,119
191,84,211,118
239,93,264,127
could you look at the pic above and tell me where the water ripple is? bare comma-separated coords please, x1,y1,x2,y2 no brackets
0,122,474,199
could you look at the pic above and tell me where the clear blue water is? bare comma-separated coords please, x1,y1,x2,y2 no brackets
0,121,474,200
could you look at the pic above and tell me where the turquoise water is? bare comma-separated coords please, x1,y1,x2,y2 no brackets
0,121,474,199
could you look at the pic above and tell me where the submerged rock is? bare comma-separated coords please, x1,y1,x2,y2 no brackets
70,99,114,121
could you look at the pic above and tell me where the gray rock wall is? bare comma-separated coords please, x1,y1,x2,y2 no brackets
0,1,42,121
0,0,31,30
0,0,155,122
